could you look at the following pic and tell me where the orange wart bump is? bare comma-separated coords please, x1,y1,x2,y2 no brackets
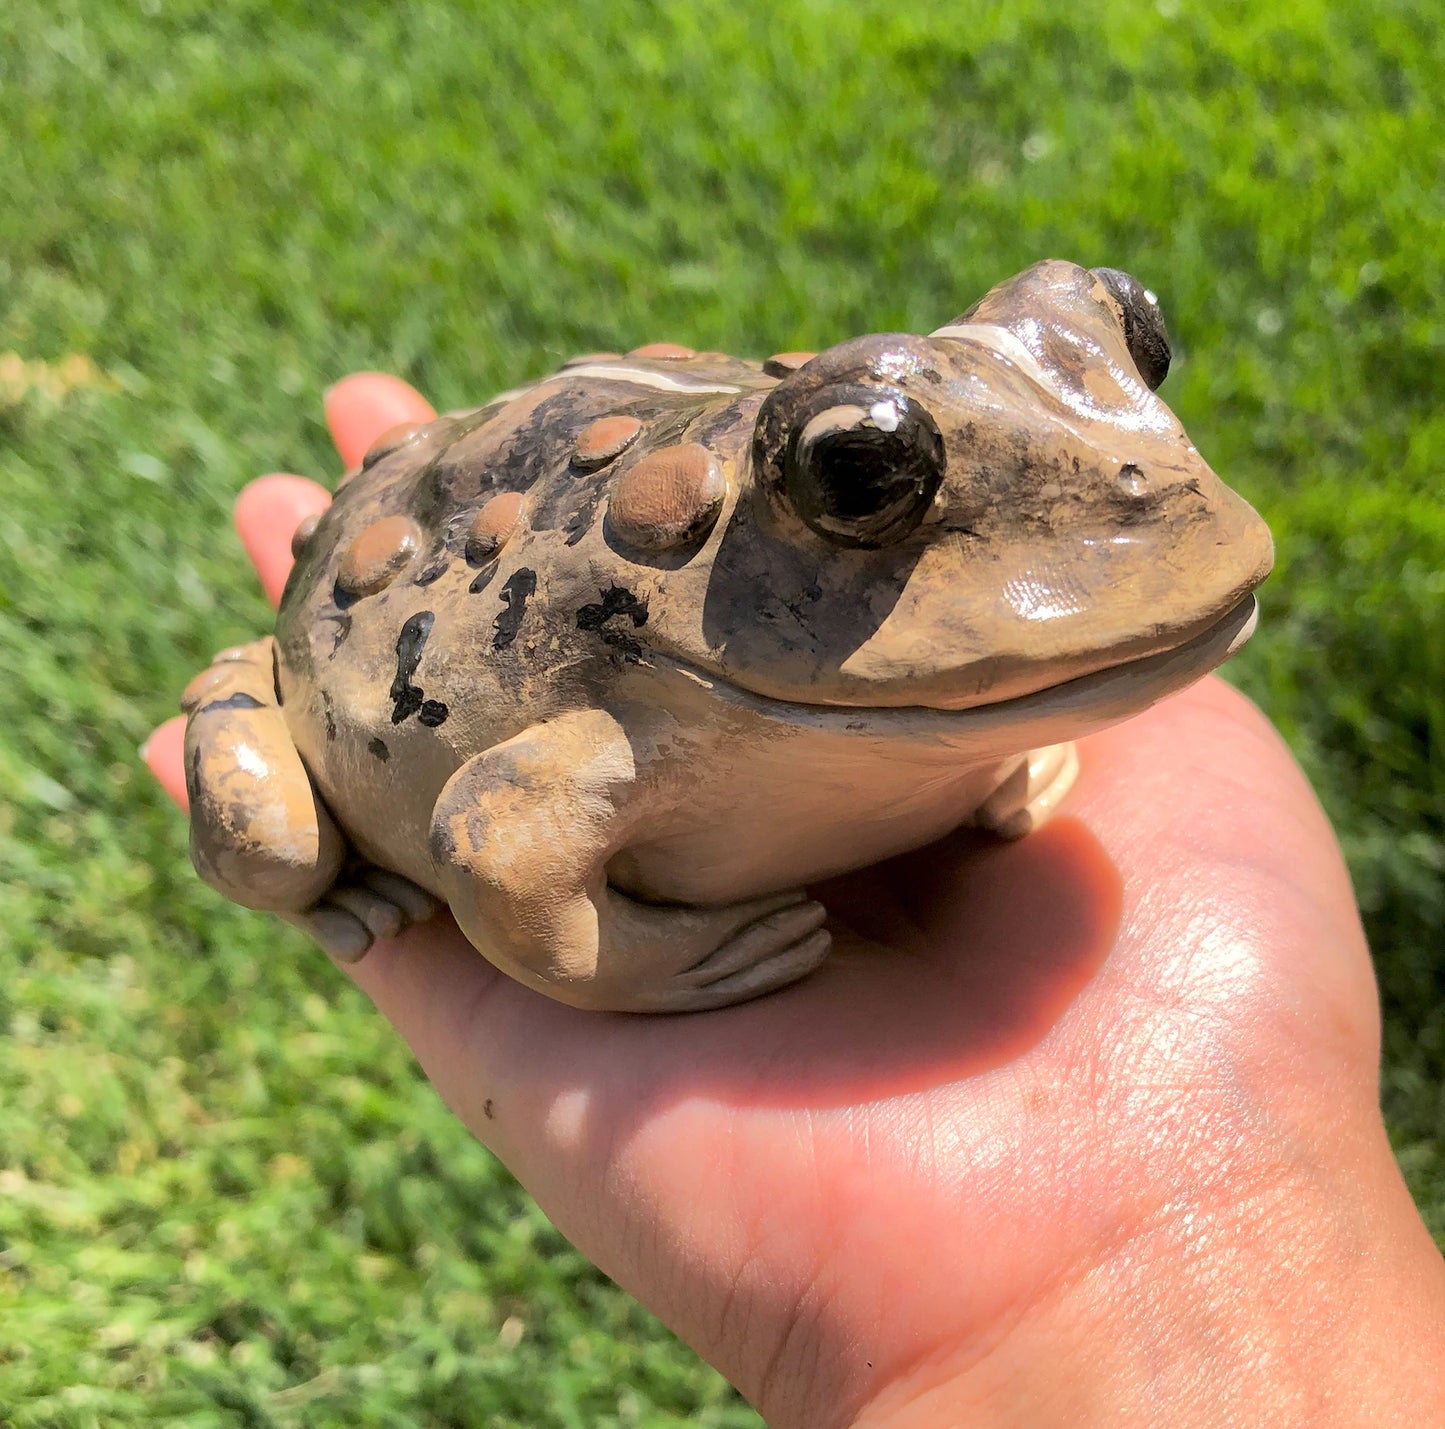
763,351,817,378
608,442,726,553
362,421,429,470
627,342,696,361
465,492,525,563
574,415,645,470
337,515,421,596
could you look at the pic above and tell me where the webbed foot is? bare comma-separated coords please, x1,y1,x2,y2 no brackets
285,866,440,964
975,741,1080,840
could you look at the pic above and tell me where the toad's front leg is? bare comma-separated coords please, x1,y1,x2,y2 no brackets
428,709,830,1013
182,637,437,960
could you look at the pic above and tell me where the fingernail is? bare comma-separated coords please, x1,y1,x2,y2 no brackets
138,736,152,764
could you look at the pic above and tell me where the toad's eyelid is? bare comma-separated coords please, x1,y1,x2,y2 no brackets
929,323,1051,387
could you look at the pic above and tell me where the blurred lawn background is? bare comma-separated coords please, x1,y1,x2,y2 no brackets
1,0,1441,1422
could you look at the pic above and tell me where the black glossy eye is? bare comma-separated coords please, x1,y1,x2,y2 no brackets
783,390,946,548
1092,267,1171,391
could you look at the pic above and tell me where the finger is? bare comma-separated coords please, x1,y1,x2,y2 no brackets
324,372,436,470
142,714,190,812
235,474,331,608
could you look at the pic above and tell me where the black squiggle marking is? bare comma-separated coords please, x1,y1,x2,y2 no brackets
576,585,649,632
418,700,449,727
390,611,435,724
391,686,423,723
601,628,643,660
322,611,353,656
197,692,265,713
576,586,649,662
321,690,337,741
413,549,451,586
493,569,537,650
368,737,390,761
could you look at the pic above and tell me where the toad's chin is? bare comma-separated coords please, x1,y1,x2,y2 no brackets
660,594,1259,756
933,592,1260,728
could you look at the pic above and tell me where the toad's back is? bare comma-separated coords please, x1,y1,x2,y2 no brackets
273,348,782,875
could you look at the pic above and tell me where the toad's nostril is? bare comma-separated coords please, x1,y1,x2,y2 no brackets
1116,462,1149,498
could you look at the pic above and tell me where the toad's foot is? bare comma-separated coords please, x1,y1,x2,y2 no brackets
183,637,347,912
182,640,437,956
974,741,1080,840
428,709,831,1013
286,866,441,964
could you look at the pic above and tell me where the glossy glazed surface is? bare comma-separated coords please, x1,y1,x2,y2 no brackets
182,260,1272,1011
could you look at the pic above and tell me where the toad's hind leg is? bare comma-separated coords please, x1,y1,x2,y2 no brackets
182,638,436,961
974,741,1080,840
427,709,831,1013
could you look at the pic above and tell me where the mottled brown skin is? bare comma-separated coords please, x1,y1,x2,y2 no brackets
182,261,1273,1011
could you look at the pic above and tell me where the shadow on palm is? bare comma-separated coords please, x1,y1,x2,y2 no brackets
373,809,1121,1179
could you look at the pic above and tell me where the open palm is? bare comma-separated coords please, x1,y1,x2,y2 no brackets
147,374,1444,1427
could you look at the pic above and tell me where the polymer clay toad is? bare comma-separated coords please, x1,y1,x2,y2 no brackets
180,260,1272,1012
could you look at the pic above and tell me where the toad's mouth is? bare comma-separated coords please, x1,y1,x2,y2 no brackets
664,594,1259,748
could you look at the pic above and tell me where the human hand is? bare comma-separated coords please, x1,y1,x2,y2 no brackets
146,374,1445,1427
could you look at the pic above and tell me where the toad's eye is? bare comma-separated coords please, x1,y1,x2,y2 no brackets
1092,267,1171,391
782,393,946,548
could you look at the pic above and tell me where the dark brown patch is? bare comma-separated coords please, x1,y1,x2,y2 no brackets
577,585,649,661
196,692,265,714
412,549,451,585
322,611,353,657
389,611,434,724
180,665,232,713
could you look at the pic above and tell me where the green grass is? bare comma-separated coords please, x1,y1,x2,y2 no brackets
1,0,1441,1421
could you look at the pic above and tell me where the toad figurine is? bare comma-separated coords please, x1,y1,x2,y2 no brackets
180,260,1272,1012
